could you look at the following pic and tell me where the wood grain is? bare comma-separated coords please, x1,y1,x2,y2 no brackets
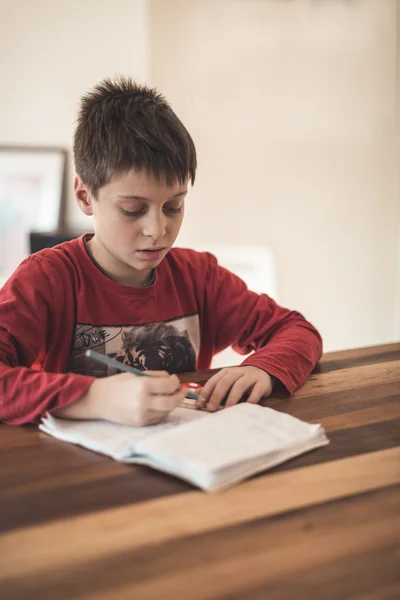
265,378,400,421
314,342,400,373
223,546,400,600
293,360,400,399
80,488,400,600
2,486,399,600
1,416,398,533
1,447,399,584
179,344,400,385
1,343,399,599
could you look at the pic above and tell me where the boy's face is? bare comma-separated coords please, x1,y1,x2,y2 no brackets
75,169,188,286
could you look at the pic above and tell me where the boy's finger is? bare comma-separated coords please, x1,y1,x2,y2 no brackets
206,372,245,412
195,395,208,410
149,388,187,412
146,373,181,395
200,369,229,402
224,376,253,408
245,381,267,405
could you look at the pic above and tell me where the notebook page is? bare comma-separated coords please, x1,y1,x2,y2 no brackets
209,430,329,492
135,403,327,472
39,404,206,460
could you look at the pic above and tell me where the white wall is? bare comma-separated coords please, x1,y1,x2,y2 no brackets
0,0,149,228
149,0,400,352
1,0,399,352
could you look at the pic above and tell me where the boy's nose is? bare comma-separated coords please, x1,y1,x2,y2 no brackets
142,215,166,241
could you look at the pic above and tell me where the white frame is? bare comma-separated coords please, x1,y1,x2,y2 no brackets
0,146,67,284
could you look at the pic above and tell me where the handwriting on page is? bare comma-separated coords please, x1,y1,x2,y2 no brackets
41,406,206,459
136,404,321,470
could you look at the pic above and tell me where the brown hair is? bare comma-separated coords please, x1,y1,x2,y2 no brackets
73,76,197,195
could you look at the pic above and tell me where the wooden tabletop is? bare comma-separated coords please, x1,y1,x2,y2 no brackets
1,343,399,599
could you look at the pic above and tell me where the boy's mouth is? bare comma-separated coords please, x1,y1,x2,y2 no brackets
136,247,166,261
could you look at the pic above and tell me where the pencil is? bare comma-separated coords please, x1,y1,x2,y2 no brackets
85,349,199,401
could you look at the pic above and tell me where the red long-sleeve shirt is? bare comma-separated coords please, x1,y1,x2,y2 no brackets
0,235,322,424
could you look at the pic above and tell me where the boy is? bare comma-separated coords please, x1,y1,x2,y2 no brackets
0,76,322,426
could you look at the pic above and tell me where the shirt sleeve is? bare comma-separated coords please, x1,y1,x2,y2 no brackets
0,257,94,425
203,254,323,395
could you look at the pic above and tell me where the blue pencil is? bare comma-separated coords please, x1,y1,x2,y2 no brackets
85,349,199,401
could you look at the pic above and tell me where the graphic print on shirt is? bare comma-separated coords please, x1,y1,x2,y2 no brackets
68,314,200,377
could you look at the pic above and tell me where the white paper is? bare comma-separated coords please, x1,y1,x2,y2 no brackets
39,403,329,492
40,404,205,460
135,403,325,471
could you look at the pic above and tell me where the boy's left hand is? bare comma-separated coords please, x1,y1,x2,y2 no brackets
195,366,273,412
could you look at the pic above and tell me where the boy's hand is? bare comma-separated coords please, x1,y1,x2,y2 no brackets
195,366,273,412
54,371,187,427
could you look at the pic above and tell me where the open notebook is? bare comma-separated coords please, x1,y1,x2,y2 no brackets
40,402,329,492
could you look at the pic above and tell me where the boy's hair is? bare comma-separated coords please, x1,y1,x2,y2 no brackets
73,76,197,195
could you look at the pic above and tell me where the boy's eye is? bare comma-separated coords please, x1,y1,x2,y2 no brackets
164,206,182,214
120,205,182,217
121,208,144,217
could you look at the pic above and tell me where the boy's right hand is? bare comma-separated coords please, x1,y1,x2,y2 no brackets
53,371,187,427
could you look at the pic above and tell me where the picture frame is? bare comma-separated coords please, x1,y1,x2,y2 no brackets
0,146,67,283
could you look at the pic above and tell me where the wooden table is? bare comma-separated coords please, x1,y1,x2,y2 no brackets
1,343,399,599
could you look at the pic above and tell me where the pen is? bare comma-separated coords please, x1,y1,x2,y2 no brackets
85,349,200,401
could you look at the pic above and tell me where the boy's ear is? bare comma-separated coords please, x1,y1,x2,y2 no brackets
74,176,94,216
